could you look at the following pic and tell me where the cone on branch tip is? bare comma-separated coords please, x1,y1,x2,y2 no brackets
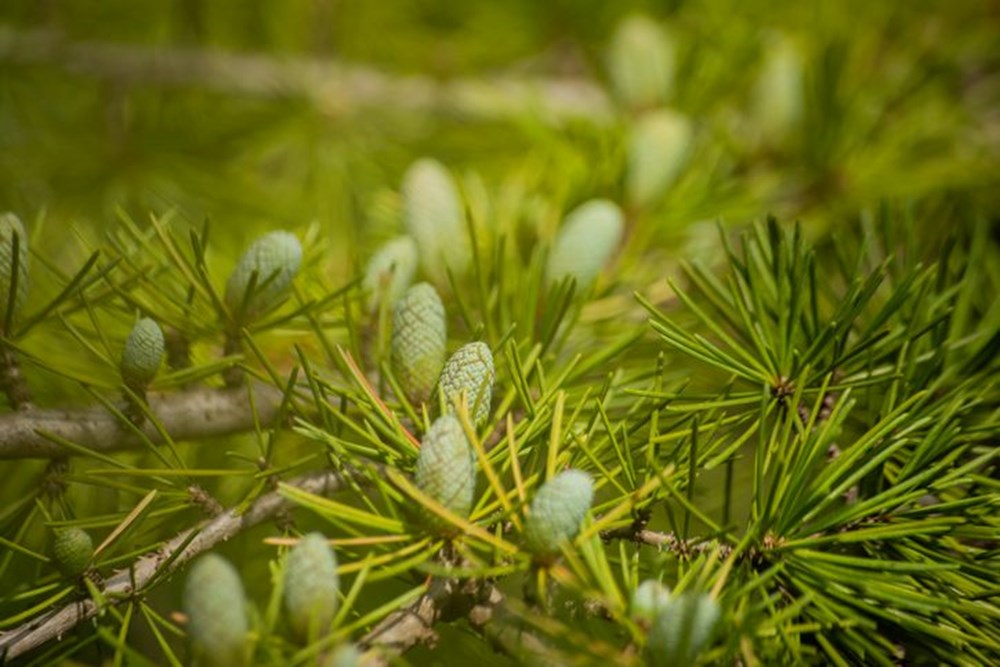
183,553,249,667
120,317,165,394
645,591,720,667
391,282,447,404
414,414,476,536
522,469,594,557
283,532,340,642
224,230,302,324
546,199,624,289
438,341,495,426
363,235,418,314
52,527,93,577
607,14,675,111
402,158,470,285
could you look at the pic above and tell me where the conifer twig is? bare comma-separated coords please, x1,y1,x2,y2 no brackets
0,382,283,459
0,469,348,661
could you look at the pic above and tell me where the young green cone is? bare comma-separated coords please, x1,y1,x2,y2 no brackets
324,643,361,667
607,14,675,110
752,33,804,147
546,199,624,289
0,212,29,328
184,553,249,667
391,282,447,404
414,414,475,535
631,579,672,627
120,317,165,393
283,532,340,641
645,592,720,667
437,341,494,425
363,235,418,313
627,109,694,208
224,230,302,323
402,158,470,285
522,469,594,556
52,527,93,577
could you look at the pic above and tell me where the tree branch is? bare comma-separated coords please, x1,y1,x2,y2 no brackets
0,26,613,124
0,382,284,459
0,469,347,661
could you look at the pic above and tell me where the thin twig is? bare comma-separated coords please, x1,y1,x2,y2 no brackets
0,470,347,661
0,382,284,459
0,26,613,124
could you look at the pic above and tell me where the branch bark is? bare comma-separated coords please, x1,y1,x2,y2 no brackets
0,382,284,459
0,26,613,124
0,469,347,661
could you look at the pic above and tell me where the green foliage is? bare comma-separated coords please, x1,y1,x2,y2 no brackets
0,2,997,666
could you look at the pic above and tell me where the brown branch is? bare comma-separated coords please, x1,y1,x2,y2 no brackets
601,526,734,560
0,469,347,661
0,26,613,124
0,382,284,459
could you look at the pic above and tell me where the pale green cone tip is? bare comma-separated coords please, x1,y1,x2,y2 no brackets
283,532,340,641
627,109,694,208
645,592,720,667
523,469,594,555
121,317,165,390
391,282,447,404
324,643,361,667
363,235,418,313
183,553,249,667
631,580,672,625
402,158,470,285
546,199,624,289
438,341,494,425
224,230,302,322
415,414,475,534
52,527,93,577
0,212,29,326
752,33,804,146
607,14,675,110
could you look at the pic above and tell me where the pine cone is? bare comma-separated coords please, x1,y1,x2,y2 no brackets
283,533,340,641
363,235,418,313
52,527,93,577
606,14,675,110
224,230,302,322
645,591,720,666
627,110,693,208
183,553,248,667
415,414,475,535
402,158,470,285
120,317,165,391
391,282,446,404
437,342,494,425
522,469,594,556
546,200,624,289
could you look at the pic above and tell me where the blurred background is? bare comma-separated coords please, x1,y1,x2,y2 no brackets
1,0,998,271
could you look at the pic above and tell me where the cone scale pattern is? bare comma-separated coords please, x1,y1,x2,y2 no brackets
522,469,594,556
184,554,249,667
283,533,340,641
121,317,165,391
0,212,29,327
225,230,302,322
414,415,475,535
546,199,624,289
52,527,93,577
391,282,447,404
437,342,494,425
645,592,720,666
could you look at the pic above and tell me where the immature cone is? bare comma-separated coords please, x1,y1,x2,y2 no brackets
402,158,470,285
438,341,494,425
362,235,418,313
391,283,447,404
52,527,93,577
0,212,29,327
283,532,340,641
627,109,694,208
522,469,594,556
645,592,720,667
752,33,804,146
631,579,672,627
120,317,165,392
415,415,475,535
224,230,302,322
546,200,624,288
324,643,361,667
607,14,675,110
184,554,249,667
